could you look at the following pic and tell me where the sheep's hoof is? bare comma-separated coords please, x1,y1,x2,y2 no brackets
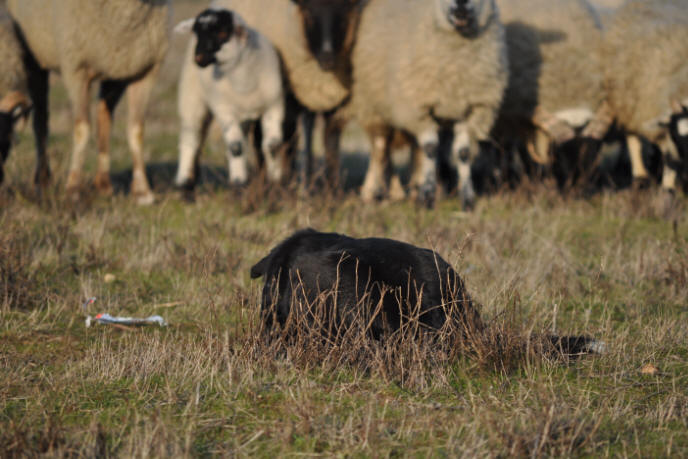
460,183,476,211
174,179,196,202
134,191,155,206
388,177,406,202
360,183,385,202
94,173,113,196
65,172,84,202
65,171,82,193
632,176,651,191
229,178,248,189
660,188,678,219
416,184,436,209
34,165,51,188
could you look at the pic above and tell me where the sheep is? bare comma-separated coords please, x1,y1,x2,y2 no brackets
492,0,607,169
338,0,508,208
601,0,688,195
213,0,366,185
251,228,606,355
174,8,289,190
7,0,171,204
0,10,31,185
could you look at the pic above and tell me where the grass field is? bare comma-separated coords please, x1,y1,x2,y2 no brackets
2,2,688,456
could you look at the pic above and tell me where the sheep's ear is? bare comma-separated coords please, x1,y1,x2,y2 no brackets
232,13,249,41
174,18,195,34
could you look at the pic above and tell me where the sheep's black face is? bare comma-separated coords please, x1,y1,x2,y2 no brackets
448,0,479,37
292,0,362,71
192,9,235,68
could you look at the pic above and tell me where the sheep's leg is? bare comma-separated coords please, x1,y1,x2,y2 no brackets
360,125,391,202
260,102,285,183
175,59,211,193
27,65,50,190
221,120,248,186
94,80,127,196
659,135,681,194
300,110,316,187
175,110,212,195
526,129,553,166
409,142,426,191
126,67,159,205
626,134,649,187
323,112,342,189
414,127,439,208
449,123,476,210
62,68,93,197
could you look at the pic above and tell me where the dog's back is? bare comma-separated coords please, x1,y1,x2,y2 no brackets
251,229,482,338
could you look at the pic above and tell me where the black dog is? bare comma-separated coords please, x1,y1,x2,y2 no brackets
250,228,483,340
250,229,606,355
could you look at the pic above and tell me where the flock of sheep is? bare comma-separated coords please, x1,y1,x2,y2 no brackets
0,0,686,210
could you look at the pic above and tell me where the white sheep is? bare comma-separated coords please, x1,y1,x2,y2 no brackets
7,0,171,204
0,9,31,185
601,0,688,194
339,0,508,207
174,8,287,189
212,0,365,184
493,0,606,167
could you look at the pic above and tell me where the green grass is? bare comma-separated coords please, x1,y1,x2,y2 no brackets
2,176,686,457
2,2,688,456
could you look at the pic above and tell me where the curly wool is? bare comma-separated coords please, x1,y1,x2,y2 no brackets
602,0,688,141
342,0,508,142
496,0,605,133
7,0,170,81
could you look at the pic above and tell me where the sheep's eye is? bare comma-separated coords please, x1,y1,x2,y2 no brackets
218,31,229,41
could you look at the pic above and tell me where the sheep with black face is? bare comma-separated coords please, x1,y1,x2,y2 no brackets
214,0,365,184
175,8,288,189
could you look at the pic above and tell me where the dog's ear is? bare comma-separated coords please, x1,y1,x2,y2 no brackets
174,18,195,34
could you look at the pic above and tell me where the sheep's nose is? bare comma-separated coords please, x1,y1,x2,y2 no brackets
194,53,214,68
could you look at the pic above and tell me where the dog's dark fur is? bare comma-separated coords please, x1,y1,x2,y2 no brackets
250,228,483,339
251,229,606,356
